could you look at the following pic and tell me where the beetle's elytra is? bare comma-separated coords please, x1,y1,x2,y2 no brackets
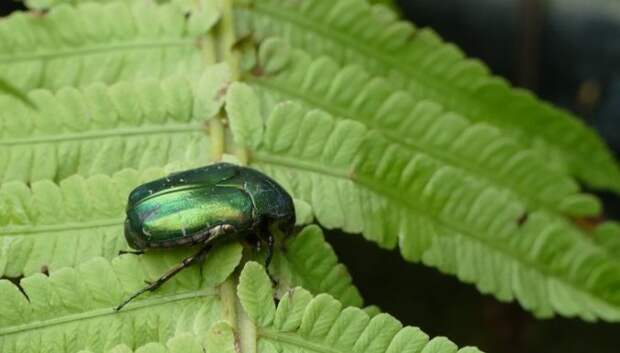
115,163,295,311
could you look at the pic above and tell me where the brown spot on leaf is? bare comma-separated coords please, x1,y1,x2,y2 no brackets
572,215,605,233
216,81,231,99
251,65,265,77
516,213,528,226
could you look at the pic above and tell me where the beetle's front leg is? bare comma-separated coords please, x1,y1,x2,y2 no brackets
114,243,212,311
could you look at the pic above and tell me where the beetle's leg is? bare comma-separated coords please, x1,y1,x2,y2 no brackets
265,236,277,286
114,244,212,311
256,230,276,286
265,233,274,270
118,250,145,256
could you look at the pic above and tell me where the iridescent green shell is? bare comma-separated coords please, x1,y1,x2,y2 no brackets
124,163,295,249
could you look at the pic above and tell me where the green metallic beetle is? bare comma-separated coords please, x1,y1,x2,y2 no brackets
115,163,295,310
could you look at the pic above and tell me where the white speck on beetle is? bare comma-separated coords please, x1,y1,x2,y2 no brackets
142,227,152,238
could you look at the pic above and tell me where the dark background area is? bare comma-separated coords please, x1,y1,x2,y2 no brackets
1,1,619,353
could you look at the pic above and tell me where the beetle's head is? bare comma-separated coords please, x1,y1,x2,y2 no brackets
124,218,147,250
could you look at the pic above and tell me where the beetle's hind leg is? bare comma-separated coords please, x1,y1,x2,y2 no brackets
114,243,212,311
118,249,145,256
256,227,277,286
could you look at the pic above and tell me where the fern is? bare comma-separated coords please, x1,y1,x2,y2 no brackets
271,225,363,308
225,86,620,321
0,1,217,91
244,40,600,218
0,239,359,352
239,262,483,353
0,260,475,352
0,243,243,353
0,167,167,277
0,172,360,304
0,66,232,183
1,1,620,350
233,0,620,192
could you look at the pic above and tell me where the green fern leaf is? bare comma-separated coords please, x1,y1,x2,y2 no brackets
245,40,601,218
234,0,620,192
0,166,209,278
0,238,357,352
0,259,475,352
0,171,360,304
237,262,484,353
0,69,226,183
227,93,620,321
225,82,264,149
272,225,363,308
0,1,216,91
238,261,277,326
0,244,242,353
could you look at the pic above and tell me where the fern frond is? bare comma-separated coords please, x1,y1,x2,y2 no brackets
238,262,484,353
0,231,362,352
0,67,230,183
0,167,164,278
273,225,363,308
228,91,620,321
234,0,620,192
0,243,243,353
0,1,217,91
0,170,359,305
245,41,600,218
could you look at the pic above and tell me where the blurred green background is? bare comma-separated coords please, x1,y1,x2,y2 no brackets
1,1,619,352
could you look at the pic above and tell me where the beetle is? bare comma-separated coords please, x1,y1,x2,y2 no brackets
115,163,295,311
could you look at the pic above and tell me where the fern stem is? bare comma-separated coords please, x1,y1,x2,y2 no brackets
253,152,351,180
220,277,258,353
0,219,121,237
0,289,216,336
236,294,258,353
219,279,238,329
235,146,250,166
0,40,193,64
0,124,200,146
218,0,241,80
209,117,226,161
198,35,219,66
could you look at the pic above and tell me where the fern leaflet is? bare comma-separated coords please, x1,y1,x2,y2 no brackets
0,229,361,352
238,262,484,353
244,40,601,218
234,0,620,192
225,87,620,321
0,66,231,183
0,1,217,91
